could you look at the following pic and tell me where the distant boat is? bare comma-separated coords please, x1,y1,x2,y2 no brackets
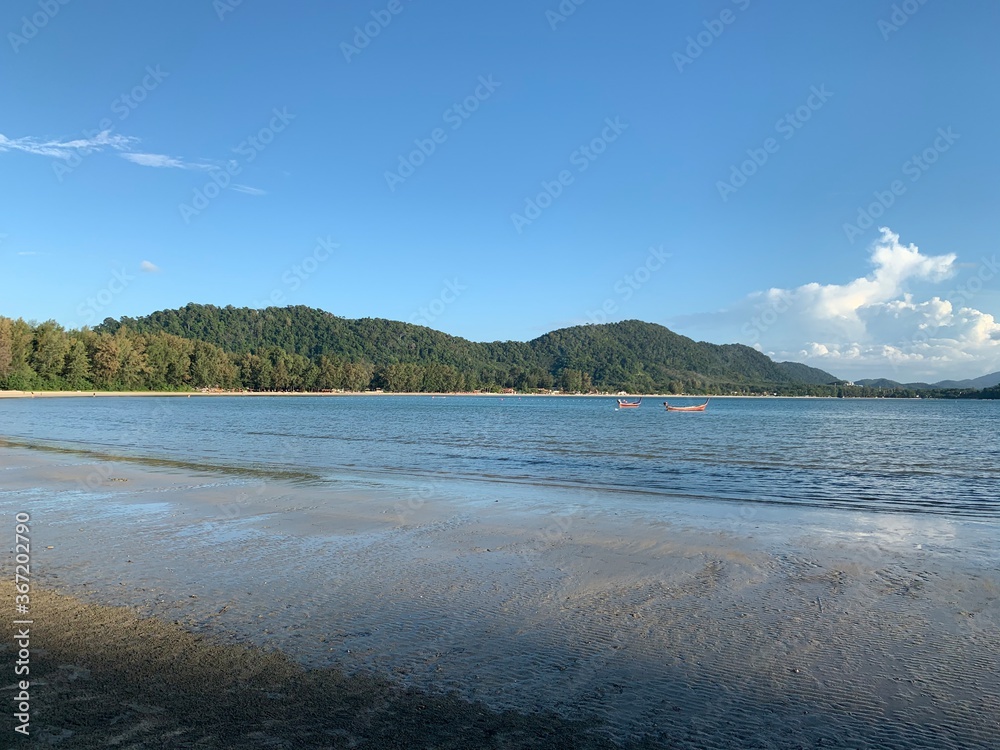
664,399,709,412
617,398,642,408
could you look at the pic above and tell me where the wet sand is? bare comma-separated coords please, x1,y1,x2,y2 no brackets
0,581,656,749
2,446,999,748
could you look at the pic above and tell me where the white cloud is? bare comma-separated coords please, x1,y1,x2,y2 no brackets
140,260,161,273
120,152,214,170
671,228,1000,381
0,130,137,159
232,184,267,196
1,131,216,173
120,152,185,169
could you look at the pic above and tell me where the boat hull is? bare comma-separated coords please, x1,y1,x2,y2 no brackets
663,400,709,412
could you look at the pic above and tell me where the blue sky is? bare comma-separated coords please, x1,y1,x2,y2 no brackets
2,0,999,381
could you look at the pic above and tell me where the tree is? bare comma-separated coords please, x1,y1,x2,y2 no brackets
30,321,71,384
559,368,583,393
146,332,193,389
0,317,13,380
115,330,151,389
190,340,237,389
239,353,273,391
90,335,121,389
315,356,344,390
342,361,373,392
62,338,92,388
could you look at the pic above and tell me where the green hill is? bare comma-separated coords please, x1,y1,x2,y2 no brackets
773,361,841,385
88,303,838,393
1,304,852,394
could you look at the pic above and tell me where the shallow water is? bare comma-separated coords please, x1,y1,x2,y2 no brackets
1,395,997,518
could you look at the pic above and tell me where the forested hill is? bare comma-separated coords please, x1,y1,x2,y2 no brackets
81,303,837,393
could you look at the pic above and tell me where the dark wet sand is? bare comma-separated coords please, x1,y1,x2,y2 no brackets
2,446,999,748
1,581,665,749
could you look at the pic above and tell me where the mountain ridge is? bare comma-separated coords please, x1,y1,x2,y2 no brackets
856,371,1000,390
94,303,839,392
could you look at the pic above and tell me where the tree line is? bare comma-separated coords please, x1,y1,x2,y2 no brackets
2,308,996,398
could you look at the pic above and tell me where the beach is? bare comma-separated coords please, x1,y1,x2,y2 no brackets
3,437,998,748
1,580,643,749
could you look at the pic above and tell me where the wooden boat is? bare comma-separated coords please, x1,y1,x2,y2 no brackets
616,398,642,408
663,399,709,412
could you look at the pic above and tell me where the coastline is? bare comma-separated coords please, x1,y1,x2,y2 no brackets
3,443,998,747
1,389,885,400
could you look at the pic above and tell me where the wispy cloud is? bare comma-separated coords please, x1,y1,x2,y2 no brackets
120,152,213,170
140,260,161,273
232,184,267,196
4,129,265,194
17,251,37,256
0,130,137,159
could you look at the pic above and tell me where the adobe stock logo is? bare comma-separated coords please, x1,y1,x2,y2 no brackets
7,0,71,54
410,279,467,328
178,108,295,223
510,117,628,233
842,127,959,244
385,75,501,192
587,245,670,324
76,268,136,325
716,85,832,202
340,0,413,63
673,0,753,72
878,0,930,40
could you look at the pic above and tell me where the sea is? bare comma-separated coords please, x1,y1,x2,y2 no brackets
1,394,997,520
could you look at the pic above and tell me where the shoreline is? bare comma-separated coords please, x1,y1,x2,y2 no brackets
0,389,913,400
2,444,998,747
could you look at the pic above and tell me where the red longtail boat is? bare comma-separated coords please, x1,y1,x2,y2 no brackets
616,398,642,408
663,399,709,412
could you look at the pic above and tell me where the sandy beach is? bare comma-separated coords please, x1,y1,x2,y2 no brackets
2,442,998,748
1,579,653,749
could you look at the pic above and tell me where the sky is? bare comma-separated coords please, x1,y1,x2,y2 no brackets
2,1,999,382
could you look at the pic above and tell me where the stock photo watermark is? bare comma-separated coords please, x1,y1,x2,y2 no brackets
214,0,244,21
948,254,999,309
254,236,339,308
12,511,33,736
587,245,670,324
510,116,627,233
717,84,833,202
76,268,136,325
385,75,501,192
673,0,752,73
842,127,959,243
878,0,930,40
410,279,467,327
7,0,71,53
546,0,588,31
178,107,295,223
906,254,1000,355
741,290,794,345
53,65,169,182
340,0,413,63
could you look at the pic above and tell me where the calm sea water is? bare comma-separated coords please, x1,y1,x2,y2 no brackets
1,396,998,519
